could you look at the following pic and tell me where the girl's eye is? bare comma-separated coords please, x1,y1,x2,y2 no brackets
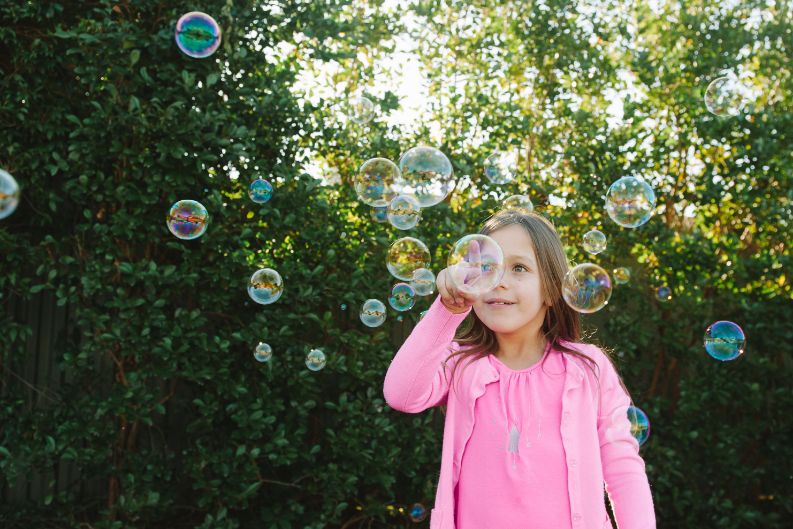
513,264,528,272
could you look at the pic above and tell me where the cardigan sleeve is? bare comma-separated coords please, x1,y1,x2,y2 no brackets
383,295,470,413
595,348,657,529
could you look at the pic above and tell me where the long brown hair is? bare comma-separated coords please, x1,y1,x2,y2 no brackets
441,209,631,409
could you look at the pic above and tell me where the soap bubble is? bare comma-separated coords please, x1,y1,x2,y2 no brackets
655,285,672,302
389,283,416,311
355,158,400,207
447,234,505,296
360,299,387,328
605,177,656,228
0,169,20,220
419,310,428,320
387,237,431,281
167,199,209,240
627,406,651,446
410,268,436,296
370,206,388,223
397,146,454,207
349,95,374,124
502,194,533,213
613,267,631,285
387,194,421,230
305,348,326,371
175,12,221,58
340,304,347,311
582,229,607,255
249,178,273,204
704,321,745,361
483,150,518,184
254,343,272,363
704,75,748,117
248,268,284,305
562,263,612,313
408,503,428,522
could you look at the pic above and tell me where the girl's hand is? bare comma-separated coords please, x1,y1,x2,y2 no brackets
437,243,482,314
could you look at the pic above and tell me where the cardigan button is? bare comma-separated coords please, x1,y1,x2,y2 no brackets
573,513,582,522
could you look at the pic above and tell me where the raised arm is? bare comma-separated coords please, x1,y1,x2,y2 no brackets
383,295,470,413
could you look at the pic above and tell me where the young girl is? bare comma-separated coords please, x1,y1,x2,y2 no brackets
383,210,656,529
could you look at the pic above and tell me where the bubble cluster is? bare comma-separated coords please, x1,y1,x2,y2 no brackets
305,348,327,371
502,194,533,213
254,343,272,362
167,199,209,240
613,267,631,285
0,169,20,220
447,234,505,296
248,268,284,305
389,283,416,311
704,321,745,361
704,75,748,117
408,503,428,523
562,263,612,313
387,237,431,281
627,406,651,446
397,146,454,207
655,286,672,302
387,194,421,230
349,95,375,124
410,268,436,296
355,158,400,207
360,299,387,328
483,150,518,185
175,12,221,59
582,229,607,255
605,177,656,229
249,178,273,204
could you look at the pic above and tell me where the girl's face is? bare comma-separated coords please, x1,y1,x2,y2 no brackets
472,224,548,335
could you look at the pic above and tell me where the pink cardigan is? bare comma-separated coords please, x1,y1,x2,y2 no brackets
383,295,656,529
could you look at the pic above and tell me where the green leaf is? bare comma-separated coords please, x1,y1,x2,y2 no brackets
130,49,140,66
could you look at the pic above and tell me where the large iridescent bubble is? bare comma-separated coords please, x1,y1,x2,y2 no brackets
305,348,327,371
355,158,400,207
704,321,745,361
410,268,436,296
409,503,428,522
349,95,375,124
483,150,518,185
502,194,533,213
562,263,612,313
704,75,748,117
387,237,431,281
582,229,607,255
627,406,651,446
166,199,209,240
655,285,672,302
175,12,221,59
360,299,387,328
0,169,20,220
387,194,421,230
605,176,656,228
249,178,273,204
370,206,388,223
613,267,631,285
389,283,416,311
447,234,505,296
254,343,272,363
248,268,284,305
397,146,454,207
